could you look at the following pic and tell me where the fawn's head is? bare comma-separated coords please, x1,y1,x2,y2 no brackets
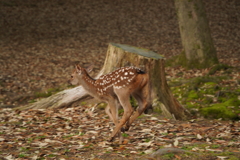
69,65,93,85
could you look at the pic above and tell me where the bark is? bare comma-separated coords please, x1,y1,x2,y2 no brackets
151,60,188,120
17,43,189,120
174,0,218,68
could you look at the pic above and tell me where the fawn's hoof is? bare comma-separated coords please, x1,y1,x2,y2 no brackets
121,126,130,132
109,137,114,142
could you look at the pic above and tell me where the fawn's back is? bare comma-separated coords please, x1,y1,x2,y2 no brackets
94,66,147,95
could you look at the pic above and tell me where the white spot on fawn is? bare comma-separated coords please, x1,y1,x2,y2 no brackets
129,72,134,75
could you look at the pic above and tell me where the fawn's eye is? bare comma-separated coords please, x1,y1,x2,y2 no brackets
71,76,73,78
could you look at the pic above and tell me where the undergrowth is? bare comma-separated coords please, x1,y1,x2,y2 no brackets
169,66,240,120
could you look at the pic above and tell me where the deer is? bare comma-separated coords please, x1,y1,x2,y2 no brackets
69,64,150,142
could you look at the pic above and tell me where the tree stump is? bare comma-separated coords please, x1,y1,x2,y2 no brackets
17,43,189,120
102,43,188,120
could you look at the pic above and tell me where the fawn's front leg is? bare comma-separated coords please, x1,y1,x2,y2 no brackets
106,99,119,126
109,92,133,142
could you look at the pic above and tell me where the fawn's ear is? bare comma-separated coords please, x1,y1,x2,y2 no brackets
75,65,82,74
86,65,94,73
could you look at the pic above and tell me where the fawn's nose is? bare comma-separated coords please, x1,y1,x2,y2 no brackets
67,80,72,85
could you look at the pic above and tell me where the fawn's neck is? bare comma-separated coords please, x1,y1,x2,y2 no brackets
78,71,100,97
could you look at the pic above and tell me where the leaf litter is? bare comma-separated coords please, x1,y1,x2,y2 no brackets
0,107,239,159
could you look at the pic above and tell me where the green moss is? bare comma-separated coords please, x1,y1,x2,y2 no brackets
185,102,200,110
202,96,213,104
122,133,129,137
130,96,138,108
47,154,56,158
218,97,227,103
223,99,240,106
189,76,225,90
185,102,201,116
228,156,240,160
203,82,217,86
118,108,124,116
217,90,239,103
208,64,232,75
168,78,186,87
187,90,199,100
162,153,175,159
47,87,61,93
98,103,107,110
153,107,162,114
137,114,145,119
18,154,26,158
169,68,240,120
152,99,163,115
200,82,219,95
35,91,52,98
200,104,239,120
80,101,87,105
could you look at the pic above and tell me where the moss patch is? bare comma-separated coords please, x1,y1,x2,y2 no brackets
223,99,240,106
187,90,199,100
130,96,138,109
169,72,240,120
97,103,107,110
189,76,223,89
208,63,232,75
200,104,239,120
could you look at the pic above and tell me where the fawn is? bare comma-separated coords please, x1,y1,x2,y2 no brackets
69,64,150,142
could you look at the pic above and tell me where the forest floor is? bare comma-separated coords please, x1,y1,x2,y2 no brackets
0,106,239,160
0,0,239,159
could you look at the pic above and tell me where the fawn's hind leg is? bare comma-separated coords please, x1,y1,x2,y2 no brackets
123,84,149,132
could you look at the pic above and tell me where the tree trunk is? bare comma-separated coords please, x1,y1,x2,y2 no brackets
174,0,218,69
17,43,189,120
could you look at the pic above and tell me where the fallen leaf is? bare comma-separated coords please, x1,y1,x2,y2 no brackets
175,154,181,160
217,156,228,160
138,141,153,147
174,139,179,147
206,148,223,152
144,148,154,154
139,129,152,133
197,134,203,139
130,151,137,154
